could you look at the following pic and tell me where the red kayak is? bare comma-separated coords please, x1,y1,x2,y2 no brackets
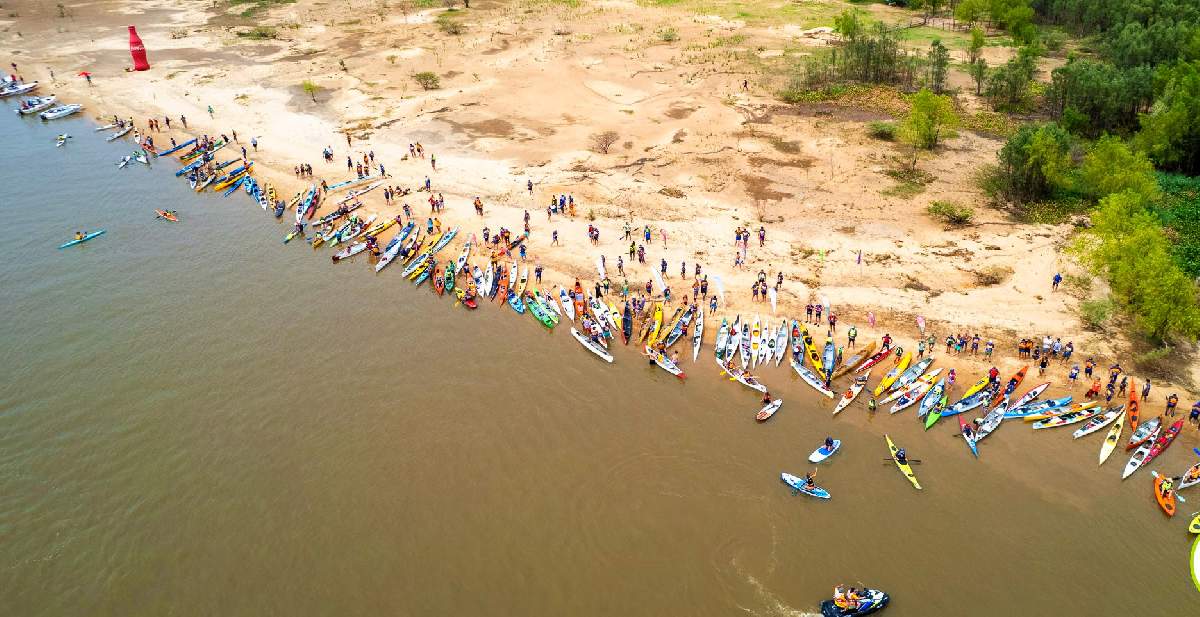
1143,418,1184,467
854,345,893,374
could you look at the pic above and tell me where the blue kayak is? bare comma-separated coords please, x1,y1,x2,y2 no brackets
58,229,106,249
781,473,830,499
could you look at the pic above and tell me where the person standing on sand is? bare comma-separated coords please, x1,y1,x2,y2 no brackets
207,105,214,118
1141,379,1151,401
1052,272,1062,290
180,114,186,128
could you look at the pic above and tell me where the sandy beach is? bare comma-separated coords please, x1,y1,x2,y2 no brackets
3,0,1197,404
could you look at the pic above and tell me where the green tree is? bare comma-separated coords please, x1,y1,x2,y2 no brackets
1135,60,1200,175
833,9,865,40
899,88,959,151
956,0,987,25
967,27,985,66
1077,136,1160,201
1079,190,1200,343
995,122,1073,202
969,58,988,96
300,79,321,102
928,39,950,93
985,45,1038,110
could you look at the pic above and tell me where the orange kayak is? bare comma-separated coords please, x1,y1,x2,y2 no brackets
155,209,178,222
991,365,1027,408
1153,475,1176,517
1127,380,1140,432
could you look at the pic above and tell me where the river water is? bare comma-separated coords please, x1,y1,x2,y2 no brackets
1,107,1196,616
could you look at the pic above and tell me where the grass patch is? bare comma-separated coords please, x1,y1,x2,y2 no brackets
228,0,295,18
1080,297,1114,330
927,201,974,225
1015,197,1089,225
237,26,278,40
866,121,896,140
882,166,933,199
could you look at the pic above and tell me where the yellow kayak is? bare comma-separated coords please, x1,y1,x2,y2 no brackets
1189,513,1199,533
962,375,990,398
656,306,684,345
886,434,921,490
874,352,912,396
1023,400,1099,423
802,325,824,375
648,303,664,343
364,217,396,238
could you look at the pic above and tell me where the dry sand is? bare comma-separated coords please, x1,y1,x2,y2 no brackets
3,0,1197,404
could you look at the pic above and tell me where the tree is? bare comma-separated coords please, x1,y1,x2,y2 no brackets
927,39,950,93
967,27,985,66
899,88,959,151
969,58,987,96
995,122,1073,202
955,0,987,25
1079,190,1200,343
301,79,321,102
985,45,1038,110
1135,60,1200,175
589,131,620,154
910,0,945,23
1047,58,1153,137
833,9,865,41
1077,136,1160,201
413,71,441,90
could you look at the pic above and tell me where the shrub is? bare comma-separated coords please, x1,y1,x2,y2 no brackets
1079,298,1113,329
927,201,975,225
238,26,278,40
436,12,464,35
413,71,440,90
866,121,895,140
589,130,619,154
657,27,678,43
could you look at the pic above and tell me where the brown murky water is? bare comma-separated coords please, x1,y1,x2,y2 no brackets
2,108,1197,617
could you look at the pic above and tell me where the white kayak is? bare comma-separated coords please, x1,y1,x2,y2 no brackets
558,287,575,321
717,357,767,393
833,371,870,415
1072,405,1124,439
791,358,835,398
692,306,704,362
1121,425,1162,480
781,473,830,499
756,399,782,422
808,440,841,463
571,328,613,363
645,345,685,379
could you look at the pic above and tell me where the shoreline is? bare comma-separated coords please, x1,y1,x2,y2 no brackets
6,0,1198,412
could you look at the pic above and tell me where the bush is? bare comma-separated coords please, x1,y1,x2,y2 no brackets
1079,298,1113,329
238,26,278,40
657,27,678,43
589,130,620,154
436,12,464,35
413,71,440,90
866,121,896,140
927,201,974,225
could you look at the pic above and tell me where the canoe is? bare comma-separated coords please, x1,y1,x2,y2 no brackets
853,345,892,374
1031,407,1100,429
960,415,979,458
832,341,877,378
1126,416,1162,451
885,434,921,489
571,327,613,363
917,378,946,419
808,440,841,463
1153,474,1176,517
833,371,871,415
58,229,106,249
1122,425,1162,480
791,358,834,399
872,352,912,396
1072,405,1123,439
781,473,830,499
756,399,782,422
1098,411,1125,466
645,345,686,380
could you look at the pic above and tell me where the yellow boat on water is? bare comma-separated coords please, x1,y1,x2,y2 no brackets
874,351,912,396
212,163,253,191
886,434,921,490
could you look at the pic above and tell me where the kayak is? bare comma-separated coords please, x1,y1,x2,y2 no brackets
156,137,196,156
692,305,704,362
1179,462,1200,490
756,399,782,422
791,358,835,399
820,588,889,617
833,371,870,415
1072,405,1123,439
1153,474,1176,517
1122,424,1163,480
832,340,877,378
1098,411,1125,465
872,351,912,396
454,288,478,309
853,344,892,374
1022,400,1099,422
558,287,576,321
1126,416,1162,451
106,125,132,142
959,415,978,458
774,321,788,366
1127,384,1141,433
645,345,686,380
1031,407,1099,429
883,357,934,398
888,369,943,413
885,434,920,490
917,378,945,419
155,210,178,222
570,327,613,363
922,394,949,430
1005,396,1072,418
714,319,729,360
808,439,841,463
725,316,741,361
801,325,824,374
1141,418,1184,468
972,400,1008,444
58,229,106,249
1008,382,1050,411
623,303,633,345
991,365,1028,408
749,316,761,367
717,357,768,393
1192,514,1200,534
39,103,82,120
506,289,526,313
331,242,367,262
781,473,830,499
942,384,997,418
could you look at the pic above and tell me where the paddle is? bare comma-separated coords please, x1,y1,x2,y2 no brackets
882,459,922,465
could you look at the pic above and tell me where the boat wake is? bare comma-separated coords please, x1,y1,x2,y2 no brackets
730,558,821,617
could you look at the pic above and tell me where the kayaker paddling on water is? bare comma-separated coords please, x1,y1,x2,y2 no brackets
74,231,84,241
803,469,817,489
895,448,909,465
824,436,835,451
